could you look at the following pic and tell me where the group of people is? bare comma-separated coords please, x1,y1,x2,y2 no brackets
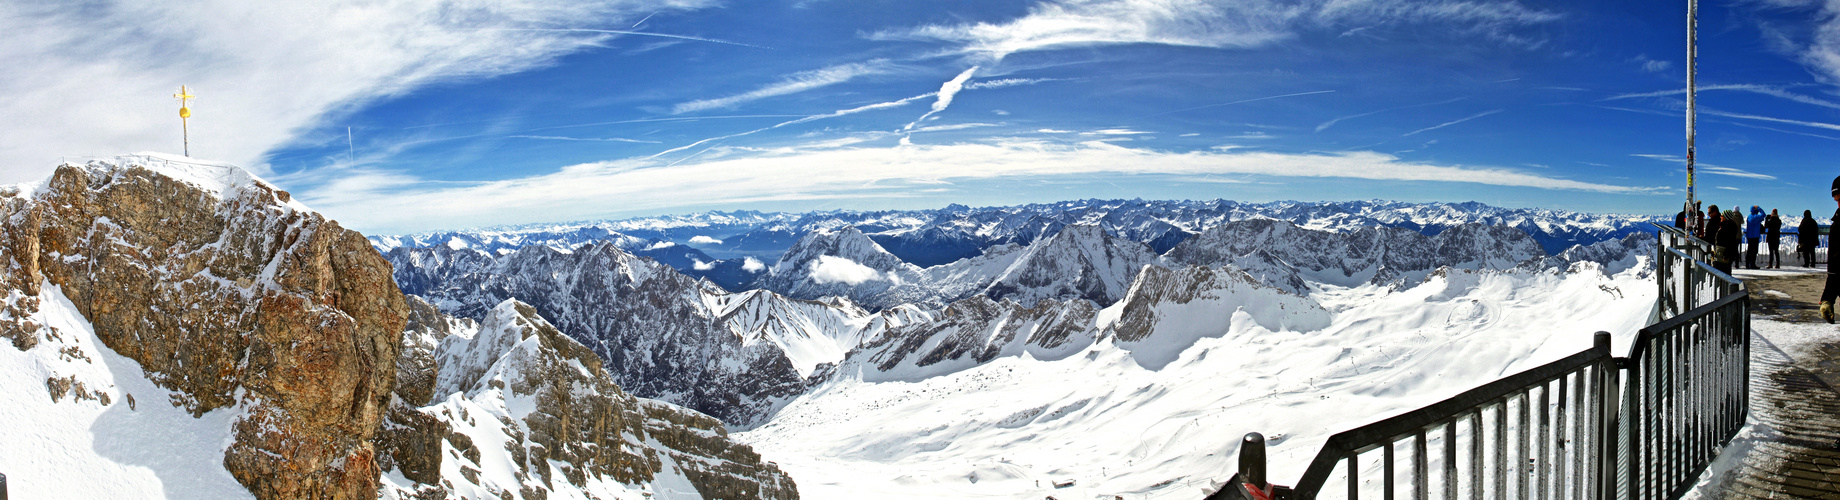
1674,204,1823,274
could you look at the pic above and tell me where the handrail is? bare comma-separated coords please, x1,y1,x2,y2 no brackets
1624,288,1746,365
1213,227,1751,500
1289,335,1615,497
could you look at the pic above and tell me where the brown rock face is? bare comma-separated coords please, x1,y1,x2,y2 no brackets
0,159,406,499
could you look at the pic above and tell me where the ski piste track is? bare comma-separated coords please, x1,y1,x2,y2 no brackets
1209,226,1840,499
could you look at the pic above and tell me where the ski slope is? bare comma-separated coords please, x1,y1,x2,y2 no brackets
735,262,1657,499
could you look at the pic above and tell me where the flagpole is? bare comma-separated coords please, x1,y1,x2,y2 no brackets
1686,0,1698,232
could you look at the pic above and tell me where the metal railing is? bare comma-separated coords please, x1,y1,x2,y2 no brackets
1212,225,1749,500
1619,227,1749,500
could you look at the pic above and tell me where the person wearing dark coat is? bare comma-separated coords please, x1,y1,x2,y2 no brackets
1810,176,1840,323
1700,206,1715,240
1745,206,1764,269
1706,205,1723,254
1766,209,1783,268
1824,176,1840,322
1676,210,1687,230
1718,208,1741,275
1800,209,1820,268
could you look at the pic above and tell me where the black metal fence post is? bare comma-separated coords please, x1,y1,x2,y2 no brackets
1241,433,1267,489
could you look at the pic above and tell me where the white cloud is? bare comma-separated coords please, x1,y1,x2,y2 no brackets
1637,55,1673,73
0,0,716,183
295,138,1663,234
1082,129,1152,135
673,60,891,114
1628,153,1777,180
869,0,1560,60
693,259,716,270
689,235,723,244
904,67,980,132
1604,84,1840,110
510,135,660,143
807,255,882,285
965,78,1062,90
742,257,766,273
1702,166,1777,180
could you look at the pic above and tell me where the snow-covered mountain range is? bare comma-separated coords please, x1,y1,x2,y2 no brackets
383,198,1658,436
370,199,1667,268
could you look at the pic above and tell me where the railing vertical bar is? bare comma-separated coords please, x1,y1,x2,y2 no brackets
1493,402,1506,500
1415,431,1429,500
1570,370,1585,500
1656,332,1670,500
1560,375,1575,500
1350,454,1361,500
1666,330,1679,493
1519,393,1531,500
1386,442,1397,500
1471,412,1483,500
1445,421,1458,500
1537,384,1549,500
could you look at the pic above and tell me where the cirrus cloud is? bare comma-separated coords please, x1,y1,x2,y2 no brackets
292,137,1663,234
0,0,716,183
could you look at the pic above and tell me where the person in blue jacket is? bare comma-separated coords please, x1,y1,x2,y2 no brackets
1745,205,1765,269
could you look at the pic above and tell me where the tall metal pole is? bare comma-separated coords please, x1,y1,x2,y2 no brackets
1686,0,1698,232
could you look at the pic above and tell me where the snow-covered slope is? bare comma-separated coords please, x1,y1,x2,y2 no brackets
736,260,1657,499
0,284,252,498
754,226,927,308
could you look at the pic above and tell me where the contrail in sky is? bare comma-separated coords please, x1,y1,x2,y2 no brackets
1316,97,1465,132
1151,90,1336,116
1403,109,1502,136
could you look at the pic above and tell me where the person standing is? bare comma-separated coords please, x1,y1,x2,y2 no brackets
1745,206,1765,269
1823,177,1840,322
1720,208,1742,275
1766,209,1783,268
1801,209,1821,268
1700,205,1715,240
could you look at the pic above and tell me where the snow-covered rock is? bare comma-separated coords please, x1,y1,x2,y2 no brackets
381,298,798,499
387,240,880,426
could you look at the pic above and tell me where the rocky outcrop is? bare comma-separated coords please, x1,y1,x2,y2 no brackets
389,241,841,426
850,295,1098,381
374,295,469,491
0,156,405,499
1166,219,1547,290
399,299,798,499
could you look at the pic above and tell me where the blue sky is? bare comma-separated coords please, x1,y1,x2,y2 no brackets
5,0,1840,234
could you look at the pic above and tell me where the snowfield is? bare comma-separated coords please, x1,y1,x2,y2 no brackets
0,284,251,499
735,262,1657,499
